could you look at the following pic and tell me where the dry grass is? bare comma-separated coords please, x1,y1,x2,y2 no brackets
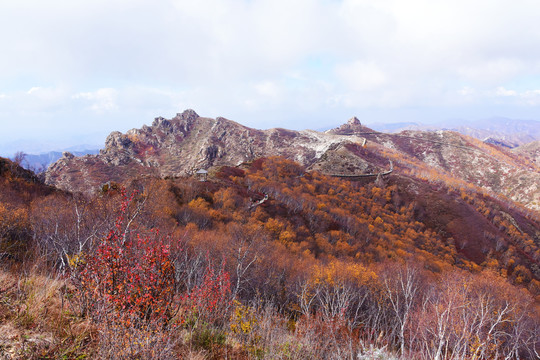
1,266,401,359
0,267,94,359
1,266,246,359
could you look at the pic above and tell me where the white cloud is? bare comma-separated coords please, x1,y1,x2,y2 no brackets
520,90,540,105
458,86,475,96
255,81,281,99
458,59,524,86
73,88,118,113
494,87,518,97
335,62,388,92
2,0,540,149
490,87,540,106
27,87,41,94
451,86,540,107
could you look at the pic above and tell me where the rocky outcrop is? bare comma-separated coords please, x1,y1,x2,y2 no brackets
45,110,370,193
61,151,74,159
325,116,374,136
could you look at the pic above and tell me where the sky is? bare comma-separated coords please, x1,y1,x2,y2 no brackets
1,0,540,155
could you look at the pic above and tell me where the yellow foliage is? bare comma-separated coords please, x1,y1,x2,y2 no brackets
279,230,296,243
214,188,237,210
188,197,210,210
230,300,258,335
66,252,85,269
265,218,284,236
312,260,378,288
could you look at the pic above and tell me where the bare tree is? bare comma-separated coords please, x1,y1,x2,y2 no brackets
379,262,424,357
413,271,539,360
13,151,26,166
226,223,265,299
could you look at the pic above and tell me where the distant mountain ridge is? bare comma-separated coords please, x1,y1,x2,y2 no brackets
369,117,540,148
45,110,540,211
46,109,371,191
21,149,100,172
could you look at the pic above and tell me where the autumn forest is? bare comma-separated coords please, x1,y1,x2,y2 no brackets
0,153,539,359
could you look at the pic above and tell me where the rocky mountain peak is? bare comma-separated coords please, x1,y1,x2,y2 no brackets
152,116,170,128
62,151,74,159
348,116,361,126
175,109,199,122
326,116,367,135
104,131,131,150
45,110,373,193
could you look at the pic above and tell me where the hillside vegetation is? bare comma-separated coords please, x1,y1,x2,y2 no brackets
1,154,539,359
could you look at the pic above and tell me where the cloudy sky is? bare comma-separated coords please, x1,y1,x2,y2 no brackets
1,0,540,154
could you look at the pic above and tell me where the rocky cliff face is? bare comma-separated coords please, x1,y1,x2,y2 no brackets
45,110,368,192
45,110,540,212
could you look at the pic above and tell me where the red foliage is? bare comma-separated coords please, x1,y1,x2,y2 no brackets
73,188,234,332
76,190,175,323
216,166,245,179
182,262,232,326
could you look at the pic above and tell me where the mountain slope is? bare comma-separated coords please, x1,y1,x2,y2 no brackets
0,157,57,261
514,140,540,166
344,130,540,211
45,110,540,212
45,110,368,192
5,119,540,358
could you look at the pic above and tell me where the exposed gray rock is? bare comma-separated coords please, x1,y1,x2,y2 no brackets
348,116,361,126
176,109,199,122
62,151,74,159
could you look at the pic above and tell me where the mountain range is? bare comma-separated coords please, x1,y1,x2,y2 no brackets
19,149,99,172
45,109,540,212
370,117,540,148
9,116,539,172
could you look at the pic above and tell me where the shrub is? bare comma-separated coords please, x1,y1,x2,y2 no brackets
73,190,176,326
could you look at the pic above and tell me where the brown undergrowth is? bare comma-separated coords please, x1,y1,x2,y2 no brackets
0,266,93,359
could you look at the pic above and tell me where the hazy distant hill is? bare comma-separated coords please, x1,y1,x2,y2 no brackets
20,149,99,172
369,117,540,148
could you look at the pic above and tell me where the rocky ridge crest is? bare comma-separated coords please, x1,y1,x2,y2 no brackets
45,110,540,211
45,110,368,192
